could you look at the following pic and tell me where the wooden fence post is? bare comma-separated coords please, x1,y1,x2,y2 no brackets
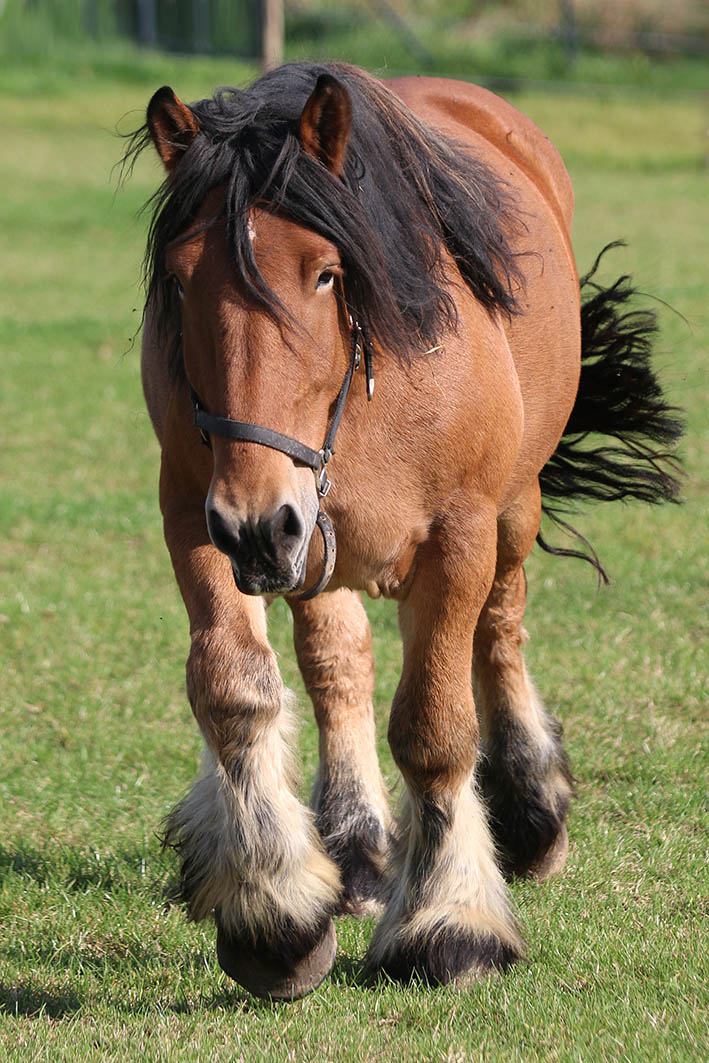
261,0,284,70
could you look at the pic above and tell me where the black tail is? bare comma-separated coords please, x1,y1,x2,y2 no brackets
538,243,684,581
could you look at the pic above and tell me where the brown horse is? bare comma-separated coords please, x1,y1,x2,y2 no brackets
130,63,681,999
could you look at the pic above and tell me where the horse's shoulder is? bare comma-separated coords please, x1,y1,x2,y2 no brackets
385,75,574,235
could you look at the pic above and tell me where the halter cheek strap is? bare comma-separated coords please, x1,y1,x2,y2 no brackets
188,323,372,599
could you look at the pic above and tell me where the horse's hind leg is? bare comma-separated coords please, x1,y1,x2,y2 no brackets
474,483,573,880
290,590,393,913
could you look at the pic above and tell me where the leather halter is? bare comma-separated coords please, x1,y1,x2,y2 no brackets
189,321,374,600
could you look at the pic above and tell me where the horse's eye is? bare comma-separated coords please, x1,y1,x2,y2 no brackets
171,275,185,300
316,270,335,292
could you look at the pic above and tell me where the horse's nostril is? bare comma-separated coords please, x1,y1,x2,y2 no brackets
206,504,239,556
207,502,305,567
268,504,305,549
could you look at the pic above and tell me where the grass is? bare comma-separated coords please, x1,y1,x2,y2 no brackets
0,39,707,1063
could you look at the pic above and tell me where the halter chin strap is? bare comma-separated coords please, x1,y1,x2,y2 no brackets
188,322,372,600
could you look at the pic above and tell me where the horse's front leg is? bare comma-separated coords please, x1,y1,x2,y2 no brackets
160,447,340,1000
290,590,393,914
366,502,524,984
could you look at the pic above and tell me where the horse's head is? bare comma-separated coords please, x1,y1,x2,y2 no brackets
147,76,353,596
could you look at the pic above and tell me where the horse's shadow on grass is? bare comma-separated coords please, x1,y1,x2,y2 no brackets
0,840,169,894
2,841,381,1013
0,982,82,1019
0,962,372,1022
329,952,374,990
0,951,398,1021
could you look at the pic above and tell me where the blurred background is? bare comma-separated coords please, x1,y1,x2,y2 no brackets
1,0,708,88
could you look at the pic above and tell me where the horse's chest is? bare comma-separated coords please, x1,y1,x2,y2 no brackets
327,486,428,601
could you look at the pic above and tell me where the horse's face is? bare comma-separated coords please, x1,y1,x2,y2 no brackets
148,76,352,595
170,199,346,594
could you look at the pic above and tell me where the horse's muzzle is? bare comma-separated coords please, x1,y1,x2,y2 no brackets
206,501,311,596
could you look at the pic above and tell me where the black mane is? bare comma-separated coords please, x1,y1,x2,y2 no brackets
125,62,522,376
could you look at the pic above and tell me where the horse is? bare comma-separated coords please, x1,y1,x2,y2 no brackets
128,62,682,999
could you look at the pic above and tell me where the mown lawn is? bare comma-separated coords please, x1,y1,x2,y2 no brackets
0,46,706,1063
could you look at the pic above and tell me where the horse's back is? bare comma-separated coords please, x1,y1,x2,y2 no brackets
386,76,574,238
388,75,581,497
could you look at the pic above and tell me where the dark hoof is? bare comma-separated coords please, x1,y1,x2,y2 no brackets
477,717,574,881
495,820,570,881
216,919,337,1001
369,927,522,987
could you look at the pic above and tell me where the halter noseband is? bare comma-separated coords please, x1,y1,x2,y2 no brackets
189,321,374,600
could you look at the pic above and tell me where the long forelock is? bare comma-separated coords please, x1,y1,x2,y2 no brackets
132,62,523,377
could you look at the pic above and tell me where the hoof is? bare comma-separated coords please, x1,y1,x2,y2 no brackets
216,919,337,1001
368,926,522,987
528,823,569,881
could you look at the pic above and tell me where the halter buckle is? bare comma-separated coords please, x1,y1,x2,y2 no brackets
316,466,332,497
316,447,332,497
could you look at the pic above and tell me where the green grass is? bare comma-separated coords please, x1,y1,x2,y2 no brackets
0,43,707,1063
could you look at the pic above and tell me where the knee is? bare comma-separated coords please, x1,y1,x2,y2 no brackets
186,627,283,735
388,698,478,796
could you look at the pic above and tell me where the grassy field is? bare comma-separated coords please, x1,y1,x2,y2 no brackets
0,42,707,1063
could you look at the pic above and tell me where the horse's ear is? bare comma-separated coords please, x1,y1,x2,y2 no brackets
298,74,352,177
146,86,200,173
